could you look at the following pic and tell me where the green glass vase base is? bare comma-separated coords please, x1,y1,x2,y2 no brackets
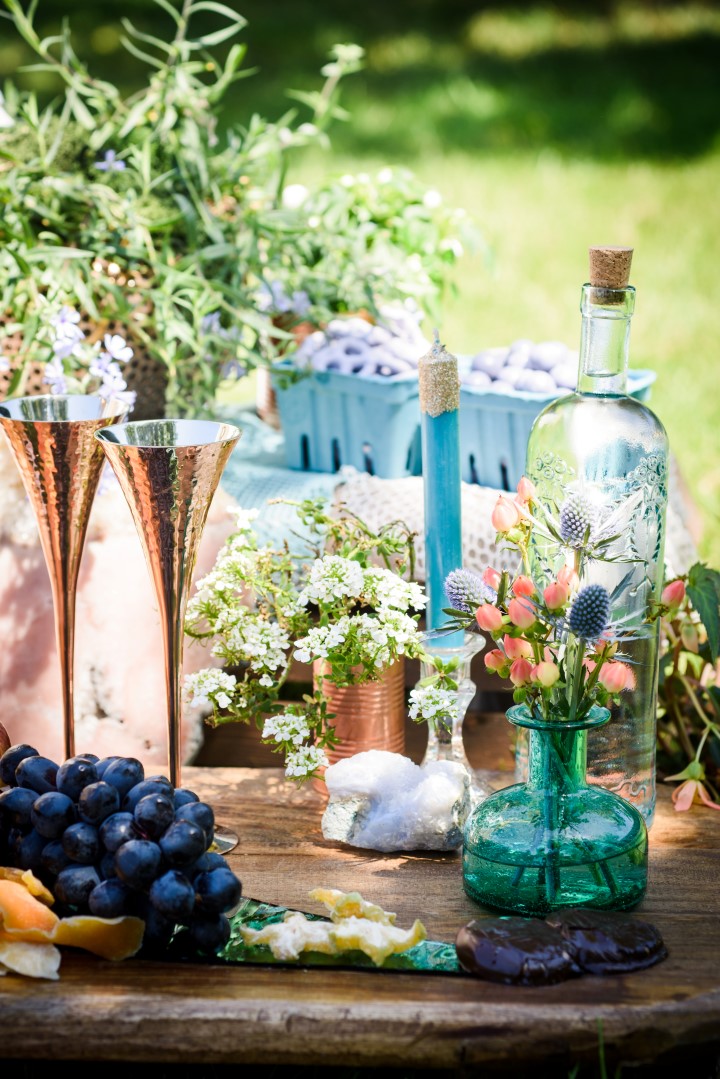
463,784,647,916
462,704,649,916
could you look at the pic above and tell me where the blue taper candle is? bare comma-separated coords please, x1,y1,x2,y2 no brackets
419,330,464,646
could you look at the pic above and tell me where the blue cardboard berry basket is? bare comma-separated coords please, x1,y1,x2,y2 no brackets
271,362,421,479
459,368,657,491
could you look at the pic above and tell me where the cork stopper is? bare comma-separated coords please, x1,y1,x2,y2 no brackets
418,330,459,417
589,246,633,288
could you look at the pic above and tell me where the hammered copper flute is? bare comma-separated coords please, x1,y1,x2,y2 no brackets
94,419,241,801
0,395,128,760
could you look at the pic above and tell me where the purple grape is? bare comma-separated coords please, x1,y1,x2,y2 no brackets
78,780,121,825
89,879,134,919
99,811,138,853
195,867,241,915
0,786,38,827
62,822,101,864
55,864,101,908
15,828,46,872
187,912,231,954
30,791,76,839
40,839,72,878
149,870,197,922
134,793,175,840
115,838,163,890
0,744,39,787
102,757,145,800
56,757,99,801
122,780,173,813
174,801,214,845
94,755,123,779
15,755,58,795
173,788,199,810
160,820,208,868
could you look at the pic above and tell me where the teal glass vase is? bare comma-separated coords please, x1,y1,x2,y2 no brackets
462,704,648,916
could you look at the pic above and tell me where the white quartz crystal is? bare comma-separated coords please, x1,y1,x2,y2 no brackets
321,750,471,852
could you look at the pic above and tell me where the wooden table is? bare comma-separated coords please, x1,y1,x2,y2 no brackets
2,714,719,1076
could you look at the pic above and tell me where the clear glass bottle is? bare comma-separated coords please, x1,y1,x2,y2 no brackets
463,704,648,916
520,250,669,826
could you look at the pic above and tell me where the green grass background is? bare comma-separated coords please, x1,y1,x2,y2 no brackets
2,0,719,564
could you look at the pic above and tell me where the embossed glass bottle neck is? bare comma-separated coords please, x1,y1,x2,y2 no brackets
576,284,635,397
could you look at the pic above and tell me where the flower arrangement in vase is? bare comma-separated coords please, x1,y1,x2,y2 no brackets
443,476,651,915
183,499,427,783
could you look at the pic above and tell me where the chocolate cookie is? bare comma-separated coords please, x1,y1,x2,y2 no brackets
455,917,581,986
545,907,668,975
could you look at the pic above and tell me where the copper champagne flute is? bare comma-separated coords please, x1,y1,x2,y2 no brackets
0,394,128,761
95,418,241,852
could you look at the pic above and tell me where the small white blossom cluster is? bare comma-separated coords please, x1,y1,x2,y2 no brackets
213,611,290,681
284,744,329,779
298,555,365,607
184,668,238,711
408,684,460,725
262,712,312,746
362,567,427,613
294,609,419,670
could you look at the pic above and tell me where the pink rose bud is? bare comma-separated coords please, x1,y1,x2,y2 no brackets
491,495,521,533
484,648,507,673
509,657,534,686
557,564,580,591
508,597,536,630
544,581,569,610
681,621,699,653
483,566,502,591
503,634,533,660
512,575,535,598
475,603,504,633
532,661,560,687
599,662,632,693
516,476,536,503
662,579,686,609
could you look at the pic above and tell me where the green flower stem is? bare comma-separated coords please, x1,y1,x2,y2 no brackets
567,641,586,722
679,674,720,746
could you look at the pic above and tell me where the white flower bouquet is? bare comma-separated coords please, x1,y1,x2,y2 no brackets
183,499,428,782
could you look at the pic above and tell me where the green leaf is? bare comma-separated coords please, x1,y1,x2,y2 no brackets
687,562,720,663
188,1,247,25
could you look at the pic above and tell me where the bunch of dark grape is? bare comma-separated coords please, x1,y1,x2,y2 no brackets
0,744,242,956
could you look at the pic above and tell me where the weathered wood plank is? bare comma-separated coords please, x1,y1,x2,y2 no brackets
0,717,718,1070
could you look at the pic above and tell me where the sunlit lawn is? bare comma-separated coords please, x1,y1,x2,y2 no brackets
210,3,720,565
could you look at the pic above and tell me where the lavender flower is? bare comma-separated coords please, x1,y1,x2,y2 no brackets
568,584,611,640
444,568,495,613
43,358,68,394
102,334,133,363
95,149,126,172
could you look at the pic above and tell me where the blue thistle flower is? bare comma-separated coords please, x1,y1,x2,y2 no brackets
444,568,494,613
568,584,611,640
559,492,599,548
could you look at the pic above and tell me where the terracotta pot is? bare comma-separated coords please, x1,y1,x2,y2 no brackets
311,658,406,792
